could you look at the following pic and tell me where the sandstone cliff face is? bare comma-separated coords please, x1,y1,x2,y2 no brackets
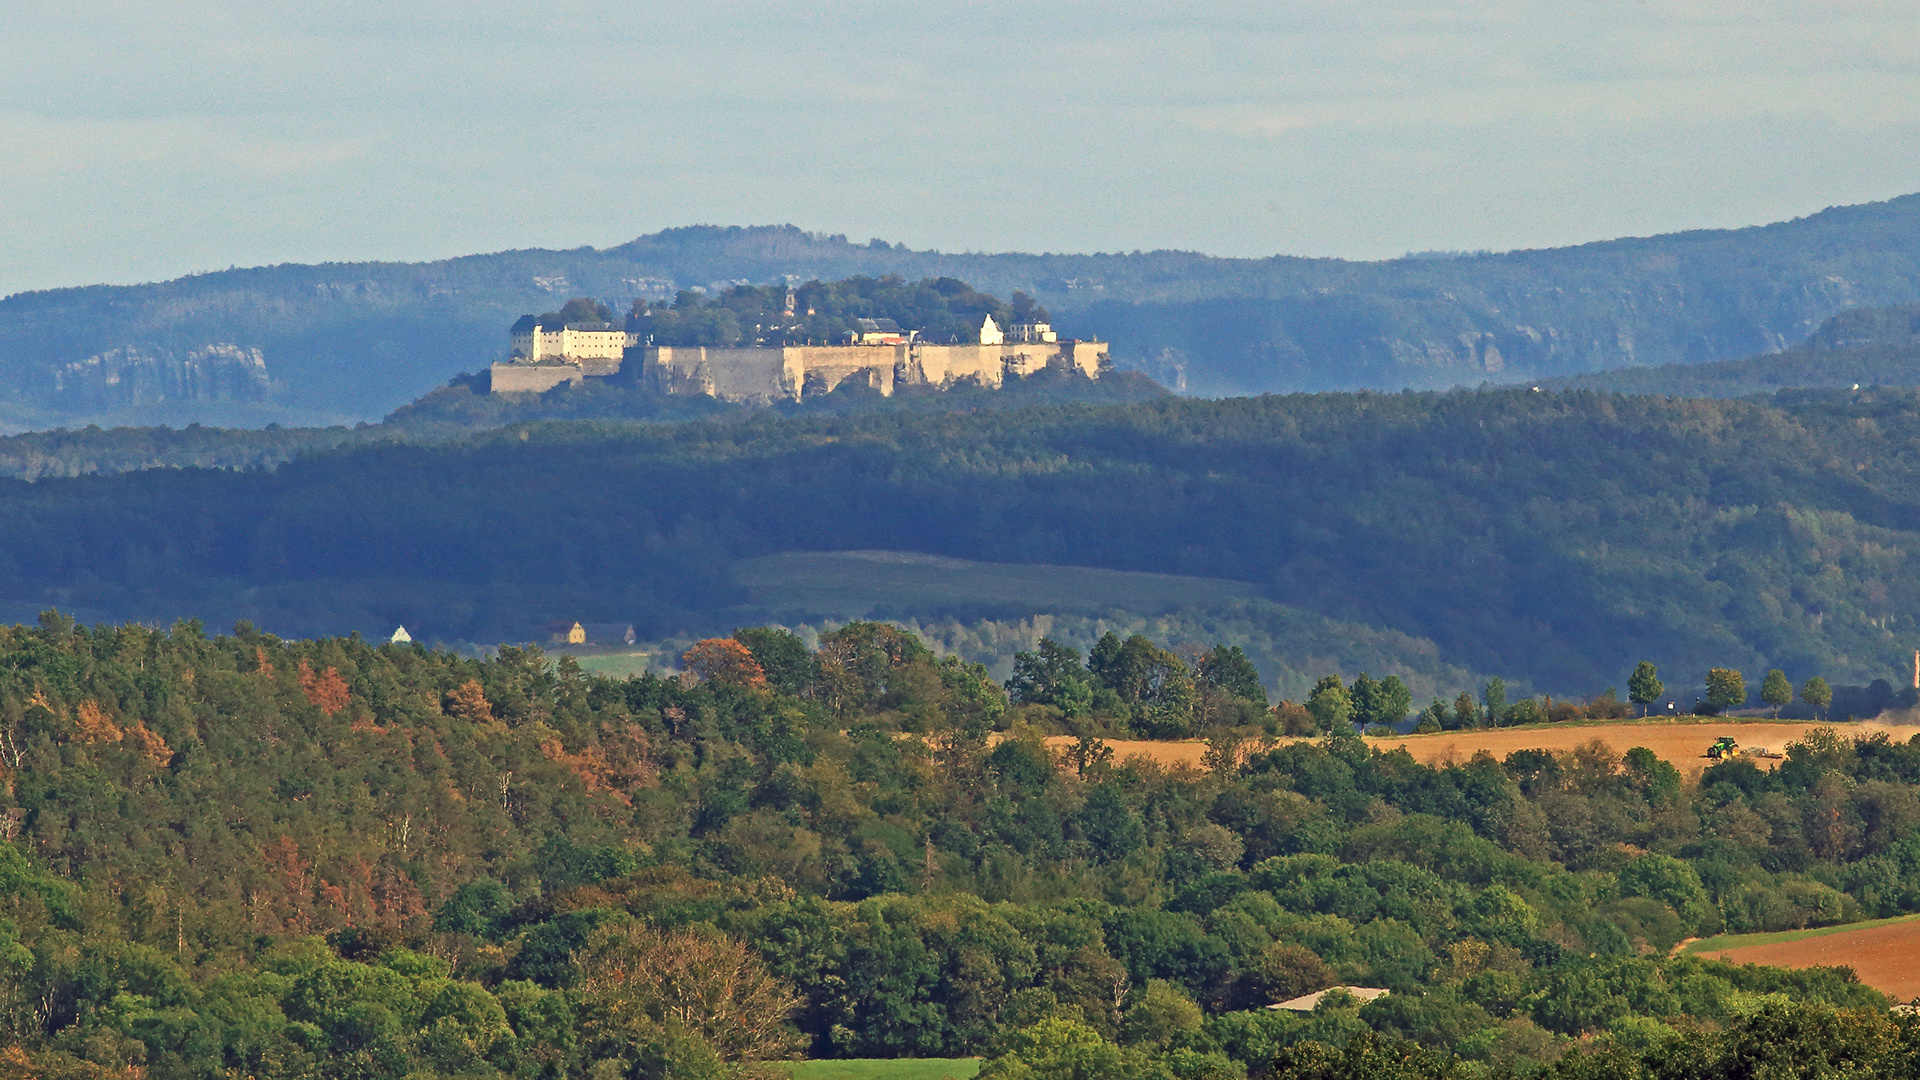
51,343,271,411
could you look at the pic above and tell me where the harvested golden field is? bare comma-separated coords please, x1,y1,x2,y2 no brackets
1041,720,1920,777
1694,918,1920,1002
1041,736,1214,769
1371,720,1920,778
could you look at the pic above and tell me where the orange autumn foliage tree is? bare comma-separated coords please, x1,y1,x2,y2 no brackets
681,638,768,690
70,700,170,765
122,722,172,767
446,678,494,723
298,660,352,716
73,700,120,744
539,722,656,802
573,921,802,1063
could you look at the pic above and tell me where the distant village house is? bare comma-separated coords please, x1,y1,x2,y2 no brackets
544,620,637,647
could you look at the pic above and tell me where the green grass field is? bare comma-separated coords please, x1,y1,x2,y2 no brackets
1683,913,1920,954
780,1059,981,1080
732,549,1261,619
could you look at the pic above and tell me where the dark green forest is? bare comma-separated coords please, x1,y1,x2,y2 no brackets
0,389,1919,691
0,365,1167,485
4,617,1920,1079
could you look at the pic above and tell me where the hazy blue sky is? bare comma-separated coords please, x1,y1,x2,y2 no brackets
4,1,1918,296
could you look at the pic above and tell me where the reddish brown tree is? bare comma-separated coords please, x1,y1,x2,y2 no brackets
681,638,768,690
445,678,494,723
73,700,120,744
298,660,352,716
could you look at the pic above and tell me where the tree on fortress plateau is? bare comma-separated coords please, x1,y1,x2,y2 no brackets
681,638,768,689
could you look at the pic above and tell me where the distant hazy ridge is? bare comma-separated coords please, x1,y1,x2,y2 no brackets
7,195,1920,428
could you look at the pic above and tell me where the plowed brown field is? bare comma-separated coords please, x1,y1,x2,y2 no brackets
1695,919,1920,1002
1042,720,1920,777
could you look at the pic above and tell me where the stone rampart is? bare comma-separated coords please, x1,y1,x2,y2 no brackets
781,345,899,398
491,362,583,393
911,345,1005,387
510,338,1109,402
647,347,800,403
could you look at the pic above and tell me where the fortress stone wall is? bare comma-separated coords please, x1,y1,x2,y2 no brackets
490,320,1108,403
635,339,1106,403
491,362,584,393
649,347,798,401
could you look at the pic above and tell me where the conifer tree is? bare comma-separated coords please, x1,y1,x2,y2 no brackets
1484,677,1507,727
1451,690,1479,729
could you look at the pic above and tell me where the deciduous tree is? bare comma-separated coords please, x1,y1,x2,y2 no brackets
1196,644,1266,704
1761,669,1793,717
1802,676,1833,720
1306,676,1353,735
1706,668,1747,713
573,921,801,1064
681,638,768,690
1628,661,1663,717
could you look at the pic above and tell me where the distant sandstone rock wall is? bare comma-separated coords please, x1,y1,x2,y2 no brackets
52,343,271,410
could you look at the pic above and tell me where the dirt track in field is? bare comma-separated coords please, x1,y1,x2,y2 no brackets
1695,920,1920,1002
1043,720,1920,778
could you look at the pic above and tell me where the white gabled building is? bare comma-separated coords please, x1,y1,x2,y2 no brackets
509,321,633,366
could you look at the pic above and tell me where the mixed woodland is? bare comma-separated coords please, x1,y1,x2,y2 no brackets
5,615,1920,1079
3,388,1920,695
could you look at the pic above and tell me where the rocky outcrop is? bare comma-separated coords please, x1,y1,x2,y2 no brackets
52,343,271,411
1803,304,1920,351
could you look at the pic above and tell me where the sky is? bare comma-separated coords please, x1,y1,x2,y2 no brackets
3,1,1919,298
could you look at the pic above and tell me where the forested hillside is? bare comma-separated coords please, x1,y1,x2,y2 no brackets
0,389,1917,693
3,617,1919,1079
6,194,1920,428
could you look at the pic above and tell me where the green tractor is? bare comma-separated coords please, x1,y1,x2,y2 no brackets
1706,736,1740,761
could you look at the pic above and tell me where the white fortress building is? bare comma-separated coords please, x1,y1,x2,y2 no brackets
491,313,1108,401
508,322,631,370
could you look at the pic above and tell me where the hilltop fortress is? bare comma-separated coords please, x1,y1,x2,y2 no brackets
492,311,1108,402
